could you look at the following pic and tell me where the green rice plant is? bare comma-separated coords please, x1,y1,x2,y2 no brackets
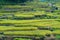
53,30,60,35
0,26,37,31
4,30,52,36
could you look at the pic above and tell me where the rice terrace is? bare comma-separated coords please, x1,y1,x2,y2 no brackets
0,0,60,40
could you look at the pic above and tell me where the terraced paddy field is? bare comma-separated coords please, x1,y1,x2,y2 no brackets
0,1,60,40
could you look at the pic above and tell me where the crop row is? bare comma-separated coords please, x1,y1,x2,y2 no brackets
0,20,60,28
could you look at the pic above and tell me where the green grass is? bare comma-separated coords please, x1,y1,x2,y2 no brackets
14,38,31,40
